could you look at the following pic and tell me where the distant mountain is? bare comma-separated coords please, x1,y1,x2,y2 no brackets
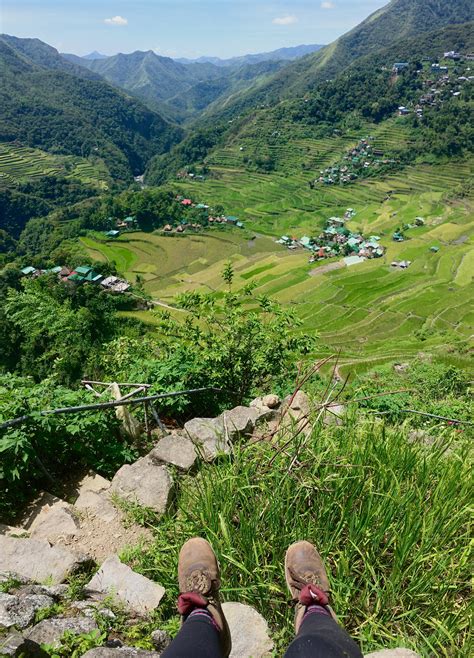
83,51,108,60
0,34,101,81
176,44,324,67
203,0,474,118
65,49,286,123
0,35,183,183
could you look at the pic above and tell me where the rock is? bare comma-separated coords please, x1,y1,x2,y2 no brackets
150,433,197,471
280,391,312,435
82,649,160,657
222,602,273,658
20,492,69,531
30,506,80,544
0,536,88,585
323,404,346,426
286,391,311,418
74,491,118,523
221,406,273,440
150,629,171,651
0,592,54,630
73,472,116,521
71,600,116,620
184,417,230,461
15,585,67,601
75,472,111,495
110,458,173,515
221,406,257,439
25,617,98,652
250,395,280,410
0,630,25,656
261,394,280,409
364,650,421,658
408,430,437,447
393,363,409,374
86,556,165,615
0,573,30,587
0,592,36,630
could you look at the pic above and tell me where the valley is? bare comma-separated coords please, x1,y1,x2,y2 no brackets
83,116,473,375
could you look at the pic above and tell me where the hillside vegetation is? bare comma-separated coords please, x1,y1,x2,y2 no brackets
71,49,287,123
0,36,183,183
194,0,473,119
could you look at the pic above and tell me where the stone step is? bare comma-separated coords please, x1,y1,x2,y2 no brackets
223,602,274,658
110,458,173,516
0,535,89,585
86,555,165,615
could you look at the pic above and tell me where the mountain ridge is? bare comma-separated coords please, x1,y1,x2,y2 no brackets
175,44,324,67
198,0,474,121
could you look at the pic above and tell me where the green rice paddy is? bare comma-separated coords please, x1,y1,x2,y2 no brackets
0,142,111,189
82,117,474,375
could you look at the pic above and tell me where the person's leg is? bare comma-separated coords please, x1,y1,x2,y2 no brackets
283,541,363,658
161,610,222,658
161,537,231,658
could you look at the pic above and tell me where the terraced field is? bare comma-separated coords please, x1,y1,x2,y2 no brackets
83,117,473,375
0,143,111,189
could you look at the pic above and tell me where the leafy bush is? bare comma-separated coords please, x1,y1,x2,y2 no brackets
98,266,315,416
0,374,135,521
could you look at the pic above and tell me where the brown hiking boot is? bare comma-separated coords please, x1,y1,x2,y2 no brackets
177,537,231,657
285,540,337,633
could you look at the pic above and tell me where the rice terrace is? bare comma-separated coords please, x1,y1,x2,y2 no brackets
83,121,474,376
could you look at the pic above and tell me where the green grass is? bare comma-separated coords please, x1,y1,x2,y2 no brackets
123,418,472,656
0,142,111,189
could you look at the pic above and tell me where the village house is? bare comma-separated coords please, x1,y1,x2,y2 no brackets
393,62,409,74
101,276,130,293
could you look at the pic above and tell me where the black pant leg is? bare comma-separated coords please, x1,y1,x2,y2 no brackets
161,616,223,658
284,613,363,658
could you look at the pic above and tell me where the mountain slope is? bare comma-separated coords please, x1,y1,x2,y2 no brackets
0,36,183,182
203,0,474,118
145,20,474,185
67,49,286,122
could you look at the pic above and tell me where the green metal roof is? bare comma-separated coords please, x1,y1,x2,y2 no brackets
75,266,92,275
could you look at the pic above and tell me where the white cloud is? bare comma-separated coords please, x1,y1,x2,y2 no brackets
321,1,336,9
104,15,128,26
272,15,298,26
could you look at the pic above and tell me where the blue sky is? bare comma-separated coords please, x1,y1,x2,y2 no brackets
1,0,389,58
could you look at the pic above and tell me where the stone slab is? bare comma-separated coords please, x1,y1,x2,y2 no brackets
86,556,165,615
0,536,88,585
26,617,98,652
30,506,80,543
222,602,273,658
0,631,25,657
74,490,119,523
75,472,111,495
184,417,231,461
150,434,197,471
110,458,172,515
